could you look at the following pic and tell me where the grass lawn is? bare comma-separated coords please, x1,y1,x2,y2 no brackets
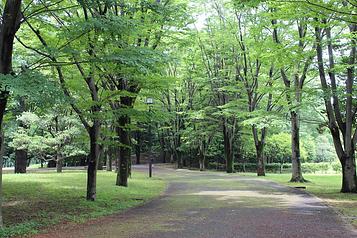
0,170,166,237
245,173,357,228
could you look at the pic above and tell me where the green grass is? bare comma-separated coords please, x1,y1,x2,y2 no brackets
243,173,357,228
0,171,166,237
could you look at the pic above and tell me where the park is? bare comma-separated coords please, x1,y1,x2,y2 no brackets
0,0,356,237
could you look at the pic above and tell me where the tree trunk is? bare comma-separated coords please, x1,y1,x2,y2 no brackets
160,150,166,163
290,111,306,182
341,154,357,193
135,143,140,165
0,132,4,227
97,144,104,170
199,154,205,171
159,135,166,163
176,151,183,169
116,115,130,187
114,147,119,172
253,127,266,176
15,149,27,174
0,1,22,226
86,125,100,201
47,160,56,168
56,157,63,173
223,123,234,173
256,144,265,176
106,147,112,171
183,155,187,167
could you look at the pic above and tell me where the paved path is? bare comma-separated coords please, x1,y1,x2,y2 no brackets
35,166,357,238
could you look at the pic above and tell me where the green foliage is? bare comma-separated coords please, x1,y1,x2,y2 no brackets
331,162,342,173
0,71,64,106
302,163,330,174
8,111,87,161
233,163,292,173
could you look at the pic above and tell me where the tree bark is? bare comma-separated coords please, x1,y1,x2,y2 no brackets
223,122,234,173
106,147,112,171
159,134,166,163
56,157,63,173
199,153,205,171
341,154,357,193
15,149,27,174
116,115,130,187
253,126,266,176
87,125,100,201
256,144,265,176
135,132,141,165
0,132,4,227
290,112,305,182
97,144,104,171
176,151,183,169
0,0,21,75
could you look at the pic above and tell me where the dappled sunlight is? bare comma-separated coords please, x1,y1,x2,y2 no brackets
324,198,357,205
2,200,27,207
189,190,327,209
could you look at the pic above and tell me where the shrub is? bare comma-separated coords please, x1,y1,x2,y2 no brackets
234,163,292,173
207,162,226,171
302,163,330,174
331,162,342,173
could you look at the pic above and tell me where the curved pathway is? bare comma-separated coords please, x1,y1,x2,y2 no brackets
35,166,357,238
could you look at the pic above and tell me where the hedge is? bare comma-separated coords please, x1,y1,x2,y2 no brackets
208,162,339,174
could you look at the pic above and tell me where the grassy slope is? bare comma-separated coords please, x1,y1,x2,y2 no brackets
245,173,357,228
0,171,166,237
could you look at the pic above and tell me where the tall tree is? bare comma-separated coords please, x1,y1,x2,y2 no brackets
0,0,22,227
314,6,356,192
269,3,315,182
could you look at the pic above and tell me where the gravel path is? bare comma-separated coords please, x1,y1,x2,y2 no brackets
34,166,357,238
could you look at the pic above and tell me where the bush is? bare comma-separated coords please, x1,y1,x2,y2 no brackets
234,163,292,173
207,162,226,171
209,162,335,174
302,163,330,174
331,162,342,173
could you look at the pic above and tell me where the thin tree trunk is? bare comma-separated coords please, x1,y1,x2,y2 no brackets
0,132,4,227
56,157,63,173
290,111,306,182
256,144,265,176
253,127,266,176
135,137,141,165
159,134,166,163
106,147,112,171
116,115,130,187
115,148,119,172
97,144,104,170
15,149,27,174
177,150,183,169
159,150,166,163
87,125,100,201
223,122,234,173
199,154,205,171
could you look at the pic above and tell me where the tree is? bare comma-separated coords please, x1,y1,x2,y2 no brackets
314,10,357,192
0,0,22,227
